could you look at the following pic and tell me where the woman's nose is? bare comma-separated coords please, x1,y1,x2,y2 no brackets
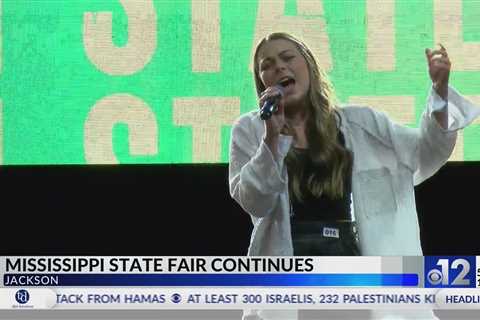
275,60,288,72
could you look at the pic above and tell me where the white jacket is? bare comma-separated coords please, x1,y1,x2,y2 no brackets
228,86,480,319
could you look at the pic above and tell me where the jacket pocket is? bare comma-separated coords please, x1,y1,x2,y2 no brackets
356,167,397,218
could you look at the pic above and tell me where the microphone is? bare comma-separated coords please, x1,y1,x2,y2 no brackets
260,86,284,120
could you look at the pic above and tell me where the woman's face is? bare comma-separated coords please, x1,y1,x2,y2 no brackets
257,39,311,110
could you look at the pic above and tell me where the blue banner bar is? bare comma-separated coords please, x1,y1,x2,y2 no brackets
3,273,418,287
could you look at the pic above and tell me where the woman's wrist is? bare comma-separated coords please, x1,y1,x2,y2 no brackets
433,82,448,101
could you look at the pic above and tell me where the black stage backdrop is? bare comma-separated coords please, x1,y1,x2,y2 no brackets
0,163,478,255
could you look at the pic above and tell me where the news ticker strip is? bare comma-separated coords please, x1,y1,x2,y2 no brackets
3,288,480,310
1,256,479,288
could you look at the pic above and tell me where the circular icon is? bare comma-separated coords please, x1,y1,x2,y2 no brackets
427,269,443,285
171,293,182,303
15,289,30,304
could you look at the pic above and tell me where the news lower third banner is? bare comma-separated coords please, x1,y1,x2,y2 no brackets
0,256,479,310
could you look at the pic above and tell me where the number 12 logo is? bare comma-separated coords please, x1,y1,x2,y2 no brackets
425,256,476,288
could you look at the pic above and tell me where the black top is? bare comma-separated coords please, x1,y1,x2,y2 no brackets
289,131,352,221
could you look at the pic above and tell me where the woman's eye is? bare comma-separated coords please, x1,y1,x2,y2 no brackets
260,64,270,70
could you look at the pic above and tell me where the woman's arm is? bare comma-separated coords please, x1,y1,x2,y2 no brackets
413,85,480,184
413,86,456,185
413,45,480,184
342,44,479,187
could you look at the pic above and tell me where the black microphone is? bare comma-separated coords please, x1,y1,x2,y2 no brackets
260,86,284,120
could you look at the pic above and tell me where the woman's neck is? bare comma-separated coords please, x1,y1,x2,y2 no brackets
284,109,308,148
285,108,307,127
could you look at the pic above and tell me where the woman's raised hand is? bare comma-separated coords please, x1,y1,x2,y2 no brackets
425,44,451,100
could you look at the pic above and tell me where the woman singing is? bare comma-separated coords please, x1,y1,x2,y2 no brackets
228,32,480,320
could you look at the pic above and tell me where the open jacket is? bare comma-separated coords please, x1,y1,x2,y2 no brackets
229,86,480,319
229,85,480,256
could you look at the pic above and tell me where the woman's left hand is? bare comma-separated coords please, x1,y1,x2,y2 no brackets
425,44,451,100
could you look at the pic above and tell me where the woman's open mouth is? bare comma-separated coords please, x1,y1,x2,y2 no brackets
278,77,296,92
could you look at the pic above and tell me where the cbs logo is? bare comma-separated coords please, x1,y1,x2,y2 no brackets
427,258,471,286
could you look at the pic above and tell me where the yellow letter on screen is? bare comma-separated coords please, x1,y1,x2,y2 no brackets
192,0,220,73
348,96,415,125
84,94,158,164
173,97,240,163
366,0,395,71
451,95,480,162
435,0,480,71
83,0,157,75
251,0,332,71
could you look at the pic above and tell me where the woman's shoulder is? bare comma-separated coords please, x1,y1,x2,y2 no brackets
337,105,397,145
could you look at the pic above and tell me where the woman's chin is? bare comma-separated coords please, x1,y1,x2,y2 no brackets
284,94,308,110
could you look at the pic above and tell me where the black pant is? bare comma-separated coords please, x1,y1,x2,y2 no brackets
291,220,360,256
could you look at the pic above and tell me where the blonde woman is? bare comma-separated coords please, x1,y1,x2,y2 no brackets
229,32,480,319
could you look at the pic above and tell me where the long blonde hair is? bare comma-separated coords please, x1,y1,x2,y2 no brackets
253,32,352,201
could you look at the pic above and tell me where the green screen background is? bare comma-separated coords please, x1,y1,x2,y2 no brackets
1,0,479,165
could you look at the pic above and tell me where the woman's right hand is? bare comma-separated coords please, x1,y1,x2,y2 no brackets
259,86,286,157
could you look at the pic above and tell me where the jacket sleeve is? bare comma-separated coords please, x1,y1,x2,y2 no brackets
413,85,480,184
379,85,480,185
228,116,291,218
